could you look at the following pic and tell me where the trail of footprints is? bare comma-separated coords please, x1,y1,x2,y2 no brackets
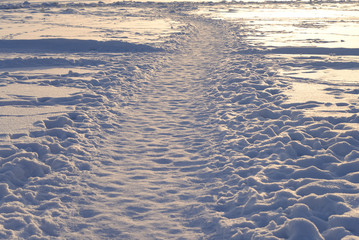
2,9,359,239
83,20,228,238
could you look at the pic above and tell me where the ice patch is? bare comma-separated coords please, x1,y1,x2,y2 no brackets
0,84,81,134
0,83,80,99
285,82,359,117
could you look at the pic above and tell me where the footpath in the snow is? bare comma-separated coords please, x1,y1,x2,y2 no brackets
0,3,359,240
68,18,236,239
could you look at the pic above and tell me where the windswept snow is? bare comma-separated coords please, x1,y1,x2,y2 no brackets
0,1,359,239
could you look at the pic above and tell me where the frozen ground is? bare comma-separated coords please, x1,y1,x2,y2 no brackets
0,1,359,239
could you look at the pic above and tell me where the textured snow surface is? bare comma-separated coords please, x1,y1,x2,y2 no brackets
0,1,359,239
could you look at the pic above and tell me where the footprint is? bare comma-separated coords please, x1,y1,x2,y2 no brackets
79,209,100,218
126,206,150,213
130,175,147,180
149,147,169,153
169,153,186,158
152,158,172,164
143,127,156,132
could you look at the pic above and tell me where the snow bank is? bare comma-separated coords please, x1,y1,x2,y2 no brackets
0,57,104,69
0,39,162,53
270,47,359,56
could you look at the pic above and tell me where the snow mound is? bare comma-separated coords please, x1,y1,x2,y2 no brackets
274,218,324,240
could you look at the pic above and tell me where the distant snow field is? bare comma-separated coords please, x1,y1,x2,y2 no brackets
0,1,359,239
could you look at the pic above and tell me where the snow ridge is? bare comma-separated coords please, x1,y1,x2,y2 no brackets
0,39,162,53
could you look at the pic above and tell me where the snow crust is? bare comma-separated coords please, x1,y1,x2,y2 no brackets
0,1,359,239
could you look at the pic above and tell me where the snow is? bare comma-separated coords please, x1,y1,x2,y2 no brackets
0,0,359,239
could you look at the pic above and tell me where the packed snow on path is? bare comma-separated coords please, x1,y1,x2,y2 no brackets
0,1,359,239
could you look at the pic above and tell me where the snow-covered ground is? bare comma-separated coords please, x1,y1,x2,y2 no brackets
0,1,359,239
